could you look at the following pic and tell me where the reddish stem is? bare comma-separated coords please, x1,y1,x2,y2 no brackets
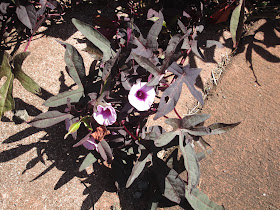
121,121,137,140
174,107,182,119
163,115,169,119
24,35,33,52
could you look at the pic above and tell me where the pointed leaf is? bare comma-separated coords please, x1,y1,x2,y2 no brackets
126,151,152,188
184,122,240,136
182,114,210,128
0,72,14,117
165,118,181,130
14,70,41,94
230,0,245,48
43,87,84,107
154,131,177,147
58,41,85,86
64,121,81,139
207,122,241,135
146,11,163,51
154,76,183,120
132,53,160,76
179,133,200,192
186,188,225,210
73,133,92,147
98,140,113,163
29,111,73,128
16,5,37,32
13,52,41,94
72,18,114,62
79,152,97,172
182,65,204,105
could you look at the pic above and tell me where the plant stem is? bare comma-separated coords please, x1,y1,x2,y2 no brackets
121,121,137,140
174,107,182,119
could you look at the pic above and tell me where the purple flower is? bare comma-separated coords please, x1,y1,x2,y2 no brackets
128,81,156,111
93,104,117,126
82,136,99,151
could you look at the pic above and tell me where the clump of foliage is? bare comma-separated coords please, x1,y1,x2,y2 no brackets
0,0,64,118
28,8,239,209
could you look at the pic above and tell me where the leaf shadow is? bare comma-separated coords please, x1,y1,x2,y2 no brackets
235,19,280,85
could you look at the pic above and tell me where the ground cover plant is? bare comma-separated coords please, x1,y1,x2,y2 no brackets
24,5,242,208
0,0,64,117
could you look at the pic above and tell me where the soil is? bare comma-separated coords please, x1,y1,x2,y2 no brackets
0,3,279,210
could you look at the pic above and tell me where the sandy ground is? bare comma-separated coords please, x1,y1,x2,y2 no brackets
0,3,279,209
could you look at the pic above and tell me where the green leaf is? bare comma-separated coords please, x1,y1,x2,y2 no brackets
179,133,200,192
186,188,225,210
79,152,97,172
154,131,178,147
72,18,115,62
230,0,245,48
12,51,41,94
14,70,41,94
43,87,84,107
64,120,81,139
57,41,85,86
182,114,210,128
0,52,14,117
29,111,73,128
126,151,152,188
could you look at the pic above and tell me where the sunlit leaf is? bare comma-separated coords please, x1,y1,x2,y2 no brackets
186,188,225,210
230,0,245,48
126,150,152,188
0,52,14,117
43,87,84,107
146,11,164,51
64,120,81,139
16,5,37,32
79,152,97,172
154,131,178,147
72,18,115,62
182,114,210,128
57,41,85,86
179,133,200,192
29,111,73,128
12,52,41,94
154,75,184,120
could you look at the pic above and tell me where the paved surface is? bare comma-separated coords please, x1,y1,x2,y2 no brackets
200,19,280,210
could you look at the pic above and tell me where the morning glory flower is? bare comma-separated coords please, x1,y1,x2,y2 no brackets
83,136,99,151
128,81,156,111
93,104,117,126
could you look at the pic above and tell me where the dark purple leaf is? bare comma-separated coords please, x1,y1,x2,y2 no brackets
57,41,85,86
182,65,203,105
43,87,84,107
146,11,164,51
182,114,210,128
179,133,200,192
126,150,152,188
153,157,185,204
16,5,37,32
73,133,91,147
29,111,73,128
132,53,160,77
126,36,159,65
0,2,10,14
98,140,113,163
154,76,184,120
